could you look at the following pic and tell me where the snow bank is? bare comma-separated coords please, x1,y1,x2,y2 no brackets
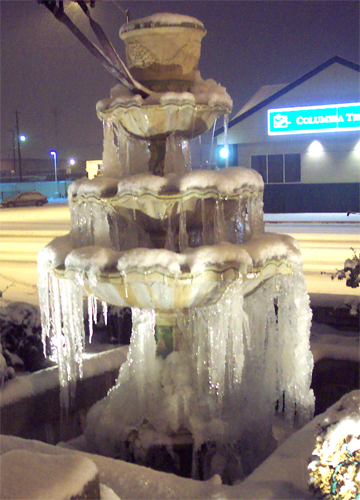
1,450,99,500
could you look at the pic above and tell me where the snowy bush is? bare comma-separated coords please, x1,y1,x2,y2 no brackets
331,249,360,289
0,302,52,374
0,343,15,386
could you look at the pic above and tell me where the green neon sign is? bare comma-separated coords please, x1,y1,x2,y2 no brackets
268,102,360,135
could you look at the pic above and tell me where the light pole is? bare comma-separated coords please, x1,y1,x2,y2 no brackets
14,111,26,181
50,150,58,196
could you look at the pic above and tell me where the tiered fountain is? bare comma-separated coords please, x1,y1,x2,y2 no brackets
38,12,314,484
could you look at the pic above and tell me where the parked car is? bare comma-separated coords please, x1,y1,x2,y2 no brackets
0,191,48,208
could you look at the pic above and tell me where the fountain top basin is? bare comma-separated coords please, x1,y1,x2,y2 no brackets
119,13,207,92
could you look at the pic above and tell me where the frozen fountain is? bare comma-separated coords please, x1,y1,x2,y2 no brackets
38,12,314,483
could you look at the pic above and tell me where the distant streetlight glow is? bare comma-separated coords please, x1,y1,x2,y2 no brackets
220,147,229,159
69,158,76,165
19,134,26,142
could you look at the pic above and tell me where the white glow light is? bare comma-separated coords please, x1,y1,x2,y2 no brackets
308,140,323,155
220,147,229,159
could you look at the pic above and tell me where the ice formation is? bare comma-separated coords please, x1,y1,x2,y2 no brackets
37,11,315,483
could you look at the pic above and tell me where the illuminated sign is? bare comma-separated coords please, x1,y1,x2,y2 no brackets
268,102,360,135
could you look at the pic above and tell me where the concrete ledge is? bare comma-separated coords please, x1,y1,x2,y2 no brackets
0,347,128,444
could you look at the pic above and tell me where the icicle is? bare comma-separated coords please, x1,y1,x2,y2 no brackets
87,294,98,344
102,120,122,176
179,201,189,253
223,114,229,168
209,118,218,169
213,199,226,243
102,301,108,326
275,271,315,427
38,264,52,356
121,271,128,299
165,203,176,252
181,139,191,172
128,308,157,413
248,196,264,236
164,134,189,175
201,197,213,246
38,271,85,410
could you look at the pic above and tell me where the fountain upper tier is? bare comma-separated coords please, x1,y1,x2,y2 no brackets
97,72,232,142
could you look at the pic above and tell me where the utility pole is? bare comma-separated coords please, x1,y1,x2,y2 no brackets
15,110,22,181
11,128,16,174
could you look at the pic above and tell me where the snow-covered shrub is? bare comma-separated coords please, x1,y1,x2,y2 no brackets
332,249,360,289
0,302,52,374
0,343,15,386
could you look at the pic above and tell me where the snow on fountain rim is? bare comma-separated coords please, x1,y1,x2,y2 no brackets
37,233,74,270
46,235,302,280
119,13,205,34
68,167,263,202
96,71,233,112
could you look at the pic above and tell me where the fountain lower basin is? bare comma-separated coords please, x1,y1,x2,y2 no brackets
56,235,299,310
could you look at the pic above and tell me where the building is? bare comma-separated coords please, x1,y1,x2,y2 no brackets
215,56,360,213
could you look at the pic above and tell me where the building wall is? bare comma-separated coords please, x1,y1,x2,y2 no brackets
235,135,360,183
223,63,360,184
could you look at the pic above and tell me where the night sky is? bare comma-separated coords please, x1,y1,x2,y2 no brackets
1,0,359,164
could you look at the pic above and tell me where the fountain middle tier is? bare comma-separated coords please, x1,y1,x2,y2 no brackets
68,167,265,251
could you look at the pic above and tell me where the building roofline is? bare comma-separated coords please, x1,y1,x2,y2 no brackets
214,56,360,137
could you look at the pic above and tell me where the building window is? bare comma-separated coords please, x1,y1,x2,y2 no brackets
251,153,301,183
251,155,267,181
284,154,301,182
268,154,283,183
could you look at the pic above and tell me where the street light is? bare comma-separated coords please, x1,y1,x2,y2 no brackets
50,150,58,196
14,110,26,181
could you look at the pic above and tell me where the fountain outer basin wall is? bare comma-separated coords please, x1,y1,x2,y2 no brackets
119,14,207,92
60,259,294,311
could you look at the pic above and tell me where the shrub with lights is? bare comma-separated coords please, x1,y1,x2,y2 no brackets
308,392,360,500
